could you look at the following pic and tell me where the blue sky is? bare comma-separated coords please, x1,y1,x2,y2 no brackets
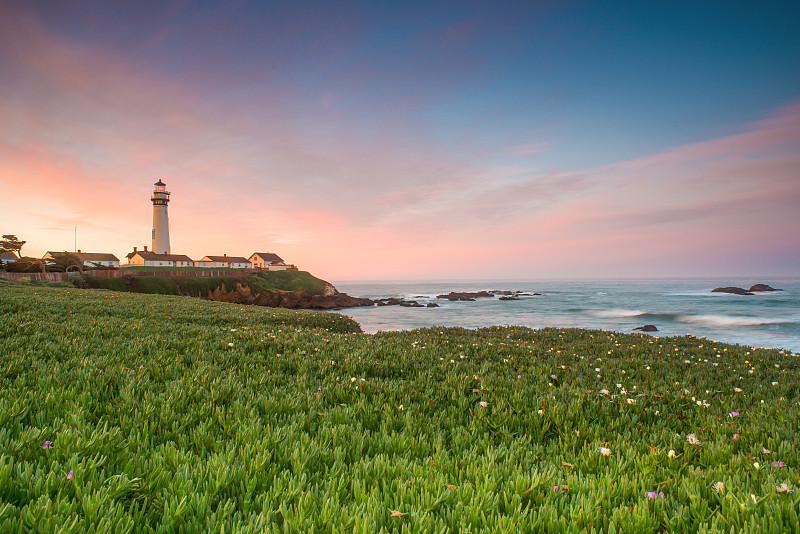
1,1,799,278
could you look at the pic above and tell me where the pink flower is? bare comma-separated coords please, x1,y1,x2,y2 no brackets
774,461,785,467
67,470,73,480
318,386,322,390
729,412,739,417
733,434,739,439
43,441,52,449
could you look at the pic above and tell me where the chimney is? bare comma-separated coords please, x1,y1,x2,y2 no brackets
133,246,137,252
77,249,81,253
224,253,227,257
144,246,148,252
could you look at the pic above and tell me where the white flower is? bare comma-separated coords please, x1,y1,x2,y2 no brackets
776,483,790,493
478,401,488,408
668,450,675,458
227,342,234,347
713,481,725,494
537,409,544,415
686,434,700,445
762,447,771,454
600,447,611,456
754,462,760,470
772,382,778,386
599,389,610,395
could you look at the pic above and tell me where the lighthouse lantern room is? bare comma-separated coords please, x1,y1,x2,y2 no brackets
151,180,171,254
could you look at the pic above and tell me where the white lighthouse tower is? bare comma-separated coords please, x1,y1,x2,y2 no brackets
151,180,171,254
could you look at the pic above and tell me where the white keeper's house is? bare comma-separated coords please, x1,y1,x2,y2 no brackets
43,250,120,268
126,247,194,267
195,255,251,269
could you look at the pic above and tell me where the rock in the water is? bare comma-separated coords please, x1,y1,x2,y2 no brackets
633,325,658,332
379,297,432,307
426,303,439,307
749,283,782,292
499,296,520,301
437,291,494,301
711,287,754,295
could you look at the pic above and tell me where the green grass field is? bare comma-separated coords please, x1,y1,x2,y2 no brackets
1,285,799,532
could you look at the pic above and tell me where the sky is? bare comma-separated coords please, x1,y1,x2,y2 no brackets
1,0,799,280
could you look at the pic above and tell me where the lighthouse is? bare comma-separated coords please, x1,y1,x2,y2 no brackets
151,180,171,254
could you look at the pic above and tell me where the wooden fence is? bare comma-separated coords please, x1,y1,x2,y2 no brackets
0,269,257,282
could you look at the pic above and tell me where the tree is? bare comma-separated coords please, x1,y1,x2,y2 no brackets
48,252,83,273
1,235,26,256
6,257,46,273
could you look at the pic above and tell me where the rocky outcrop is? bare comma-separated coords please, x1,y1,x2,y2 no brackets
711,287,754,295
205,283,373,309
498,296,520,301
251,291,373,310
633,325,658,332
749,284,782,292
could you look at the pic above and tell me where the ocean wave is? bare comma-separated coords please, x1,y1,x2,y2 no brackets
588,309,796,327
675,314,795,327
591,309,647,318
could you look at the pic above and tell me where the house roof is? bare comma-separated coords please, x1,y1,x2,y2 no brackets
45,251,119,261
201,255,251,263
131,252,194,262
249,252,284,263
0,251,19,260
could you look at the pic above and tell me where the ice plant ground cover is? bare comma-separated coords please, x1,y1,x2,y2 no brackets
1,285,799,533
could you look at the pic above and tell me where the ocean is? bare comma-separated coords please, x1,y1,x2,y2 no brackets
331,278,800,353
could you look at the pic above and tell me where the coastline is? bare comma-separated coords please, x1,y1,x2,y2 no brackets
331,278,800,353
